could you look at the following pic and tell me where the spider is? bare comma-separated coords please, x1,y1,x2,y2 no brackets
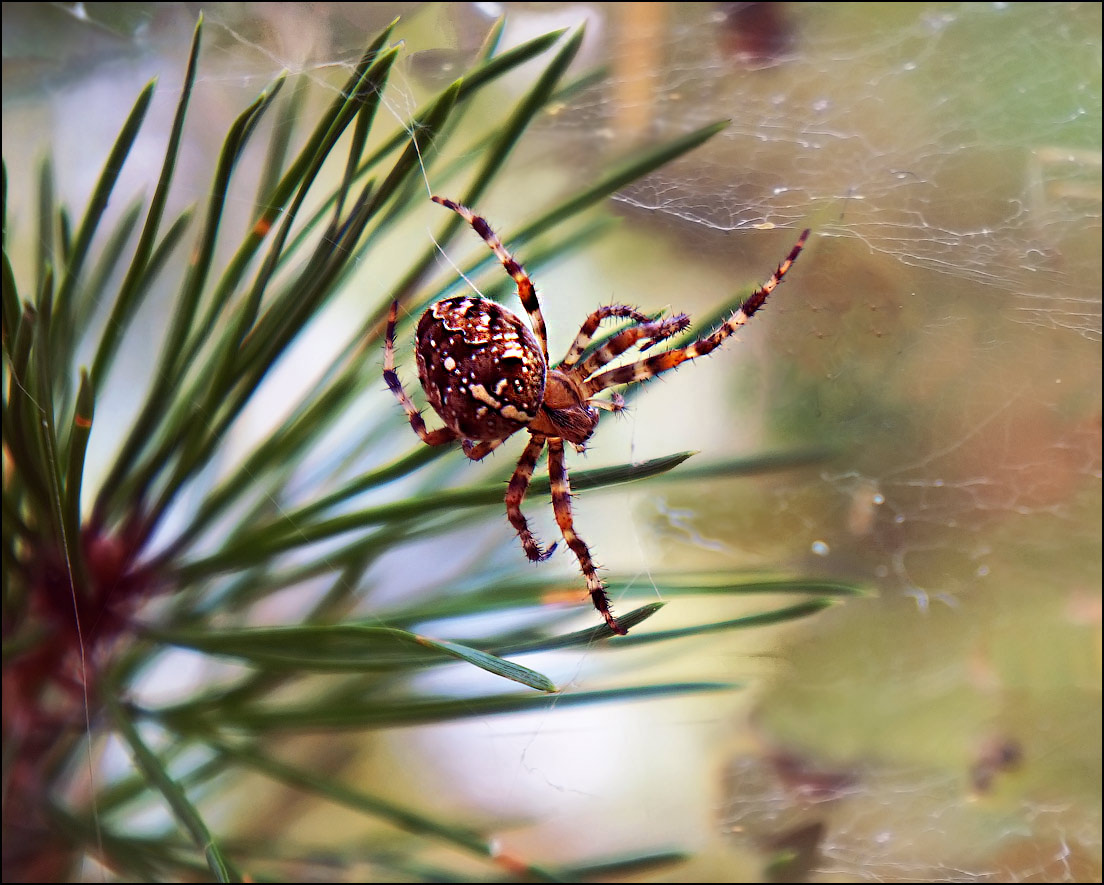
384,196,809,635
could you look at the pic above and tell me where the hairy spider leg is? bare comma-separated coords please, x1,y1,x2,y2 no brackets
583,229,810,395
558,305,656,368
462,438,505,461
547,437,626,634
431,196,549,363
506,436,557,562
574,312,691,378
384,299,458,446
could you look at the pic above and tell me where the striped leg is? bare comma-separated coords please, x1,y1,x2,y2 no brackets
574,312,691,378
506,436,557,562
432,195,548,362
384,299,457,447
584,229,810,395
547,438,626,635
558,305,655,369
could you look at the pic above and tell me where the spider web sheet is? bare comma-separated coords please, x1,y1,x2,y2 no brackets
576,5,1100,881
1,2,1100,882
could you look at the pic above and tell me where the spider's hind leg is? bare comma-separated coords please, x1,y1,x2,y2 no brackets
463,439,503,461
506,436,557,562
432,195,549,362
384,299,457,447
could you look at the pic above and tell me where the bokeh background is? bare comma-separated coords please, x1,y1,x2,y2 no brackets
3,2,1100,881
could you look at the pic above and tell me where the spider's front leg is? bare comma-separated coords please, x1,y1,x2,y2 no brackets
506,436,557,562
546,438,626,635
384,300,457,447
582,229,810,395
558,305,656,369
572,312,691,379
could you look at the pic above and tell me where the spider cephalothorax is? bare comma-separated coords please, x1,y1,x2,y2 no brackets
385,196,809,634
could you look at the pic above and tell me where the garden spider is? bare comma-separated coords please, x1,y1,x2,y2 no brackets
384,196,809,635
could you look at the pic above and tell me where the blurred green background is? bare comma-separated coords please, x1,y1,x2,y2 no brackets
3,2,1099,881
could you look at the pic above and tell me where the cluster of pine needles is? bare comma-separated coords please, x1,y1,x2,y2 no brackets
1,15,857,882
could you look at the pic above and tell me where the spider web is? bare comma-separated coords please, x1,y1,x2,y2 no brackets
2,2,1099,882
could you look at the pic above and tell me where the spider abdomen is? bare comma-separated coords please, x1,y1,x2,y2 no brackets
415,296,546,441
